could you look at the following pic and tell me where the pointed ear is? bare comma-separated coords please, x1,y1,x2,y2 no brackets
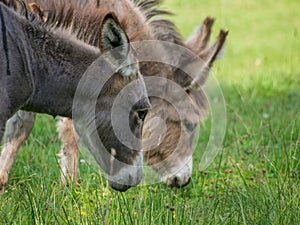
185,30,228,90
185,17,215,55
99,13,136,77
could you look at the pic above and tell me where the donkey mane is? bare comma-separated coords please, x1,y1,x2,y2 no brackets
11,0,184,47
0,0,117,47
0,0,40,24
132,0,183,45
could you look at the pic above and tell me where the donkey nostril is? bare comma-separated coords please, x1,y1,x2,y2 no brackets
174,176,178,183
172,176,191,188
169,176,180,188
137,109,148,121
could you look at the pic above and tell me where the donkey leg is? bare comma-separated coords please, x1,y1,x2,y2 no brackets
0,121,5,144
0,117,9,191
0,106,9,143
0,111,36,191
57,118,79,185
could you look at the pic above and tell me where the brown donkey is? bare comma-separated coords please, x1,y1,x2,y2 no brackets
0,0,227,189
0,0,151,192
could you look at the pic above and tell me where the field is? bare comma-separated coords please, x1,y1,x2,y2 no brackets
0,0,299,224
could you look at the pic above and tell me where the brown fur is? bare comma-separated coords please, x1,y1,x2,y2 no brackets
25,0,184,45
186,17,215,54
57,118,79,184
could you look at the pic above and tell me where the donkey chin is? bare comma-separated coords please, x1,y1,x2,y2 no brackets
107,152,143,192
159,156,193,188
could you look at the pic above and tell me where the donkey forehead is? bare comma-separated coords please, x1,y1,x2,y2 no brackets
149,98,200,126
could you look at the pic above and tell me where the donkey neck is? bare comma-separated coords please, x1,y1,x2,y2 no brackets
22,28,101,118
1,3,102,118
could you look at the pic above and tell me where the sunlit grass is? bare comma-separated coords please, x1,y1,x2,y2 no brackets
1,0,299,224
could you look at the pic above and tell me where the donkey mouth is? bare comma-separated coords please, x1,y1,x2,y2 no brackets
108,172,142,192
107,161,143,191
109,182,131,192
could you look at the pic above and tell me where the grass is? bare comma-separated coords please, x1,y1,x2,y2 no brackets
1,0,299,224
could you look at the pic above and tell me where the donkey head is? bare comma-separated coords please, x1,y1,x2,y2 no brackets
69,12,150,191
143,18,228,187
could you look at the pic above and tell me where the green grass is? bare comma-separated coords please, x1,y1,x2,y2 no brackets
1,0,299,224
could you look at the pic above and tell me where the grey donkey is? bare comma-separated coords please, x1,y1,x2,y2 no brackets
0,0,151,192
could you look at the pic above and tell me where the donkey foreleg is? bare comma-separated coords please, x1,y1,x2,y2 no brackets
57,118,79,185
0,121,5,145
0,111,36,191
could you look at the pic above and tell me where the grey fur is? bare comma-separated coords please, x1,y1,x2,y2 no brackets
0,2,150,191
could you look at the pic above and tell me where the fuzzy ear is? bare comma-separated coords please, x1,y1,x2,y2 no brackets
99,13,136,77
185,17,215,55
185,30,228,90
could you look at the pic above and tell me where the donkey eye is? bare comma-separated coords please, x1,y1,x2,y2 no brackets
184,122,196,132
137,108,148,121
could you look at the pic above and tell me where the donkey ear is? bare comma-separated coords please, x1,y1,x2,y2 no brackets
185,17,215,55
99,13,136,76
185,30,228,90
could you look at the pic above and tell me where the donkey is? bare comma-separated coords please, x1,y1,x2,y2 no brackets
0,0,227,189
0,0,151,192
57,14,227,188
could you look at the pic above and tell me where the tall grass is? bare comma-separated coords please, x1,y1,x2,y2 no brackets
1,0,299,224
